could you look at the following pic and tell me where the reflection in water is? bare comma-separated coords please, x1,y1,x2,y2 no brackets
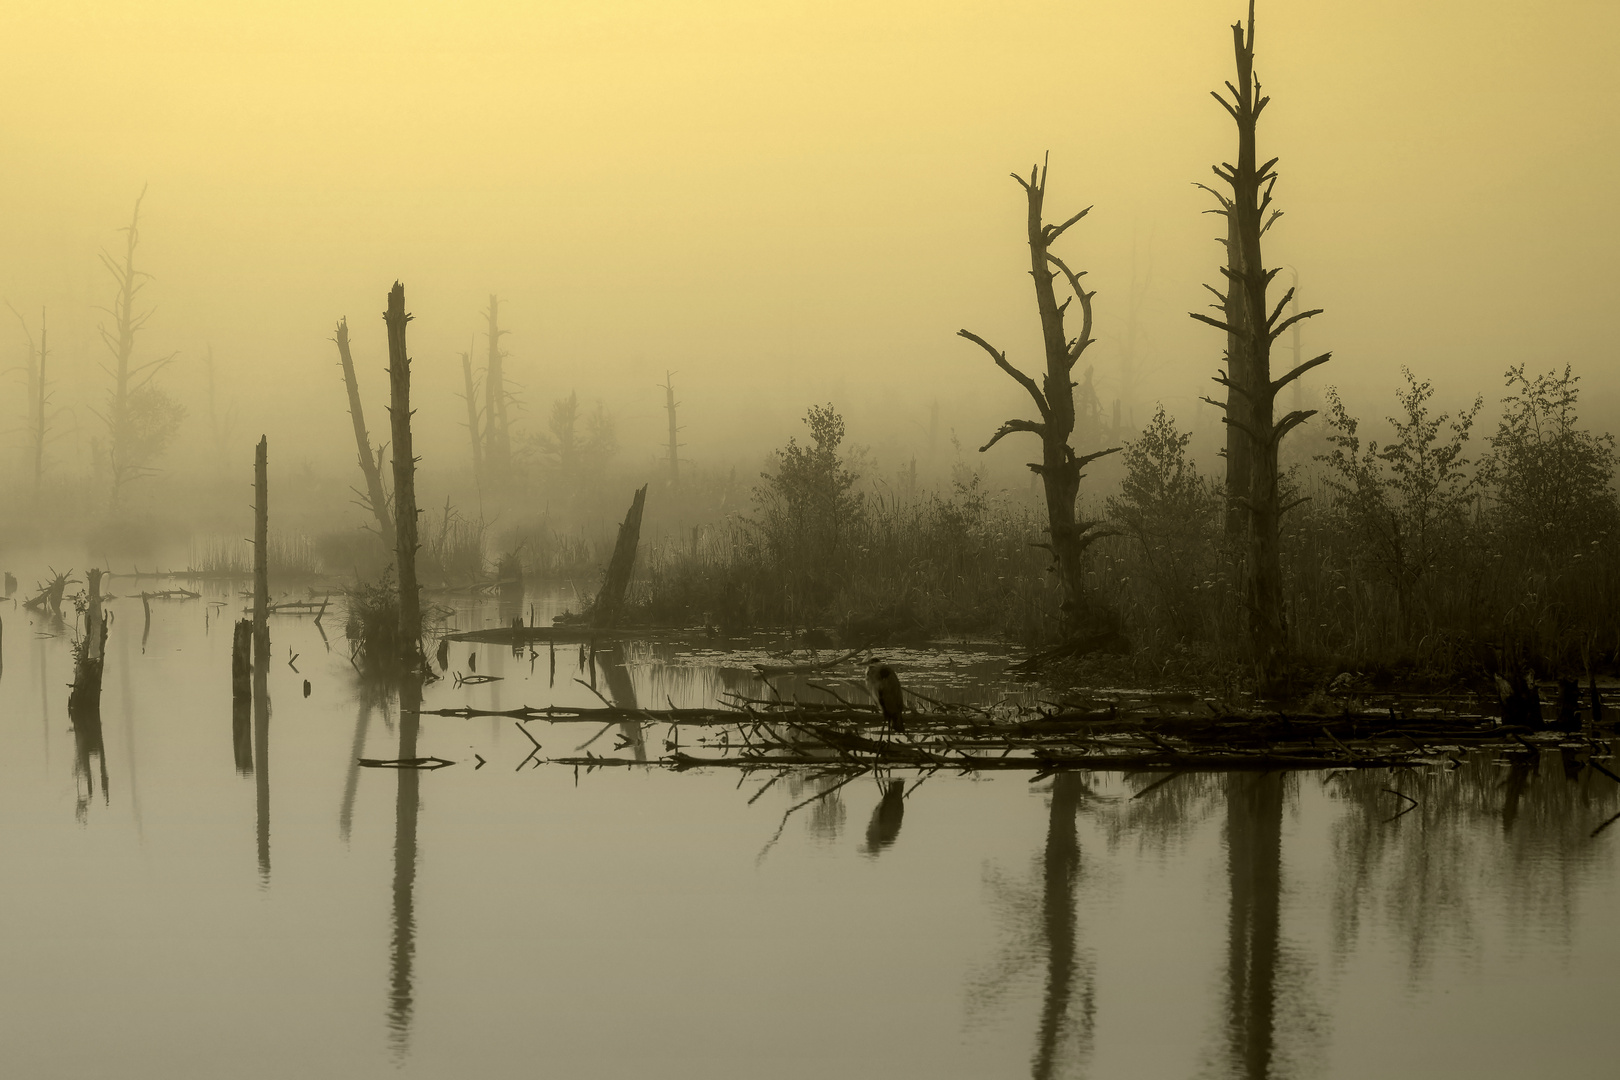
969,774,1097,1079
68,686,109,823
389,676,422,1063
1326,753,1620,976
253,644,271,885
338,685,379,843
1031,773,1094,1080
596,648,646,762
1221,772,1285,1080
861,777,906,855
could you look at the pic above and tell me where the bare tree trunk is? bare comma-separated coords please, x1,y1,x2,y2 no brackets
254,436,270,663
593,484,649,629
385,283,424,667
1222,212,1252,539
960,160,1120,638
98,186,176,505
334,317,395,546
662,371,681,489
1190,2,1331,687
461,344,484,495
483,294,510,487
34,310,47,505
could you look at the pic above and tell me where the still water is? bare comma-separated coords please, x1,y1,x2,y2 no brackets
1,581,1617,1078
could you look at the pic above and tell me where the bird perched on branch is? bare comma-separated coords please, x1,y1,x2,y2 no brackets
865,661,906,734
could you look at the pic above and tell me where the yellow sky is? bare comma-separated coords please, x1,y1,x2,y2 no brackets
2,0,1616,483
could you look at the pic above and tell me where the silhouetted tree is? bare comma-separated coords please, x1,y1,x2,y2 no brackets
1190,3,1330,685
98,187,183,504
960,160,1120,638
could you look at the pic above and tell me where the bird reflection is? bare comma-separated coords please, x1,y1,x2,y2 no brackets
861,777,906,855
388,675,422,1063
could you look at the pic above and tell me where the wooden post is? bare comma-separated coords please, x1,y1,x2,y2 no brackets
335,317,395,546
254,436,270,663
385,283,424,665
593,484,649,629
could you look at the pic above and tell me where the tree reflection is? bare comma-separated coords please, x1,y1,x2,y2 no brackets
1325,751,1620,976
596,648,645,761
1220,771,1285,1080
968,772,1098,1079
253,639,271,885
388,675,422,1063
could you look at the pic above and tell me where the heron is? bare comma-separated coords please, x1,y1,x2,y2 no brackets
865,661,906,734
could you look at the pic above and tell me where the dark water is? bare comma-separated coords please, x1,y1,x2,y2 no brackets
2,579,1617,1078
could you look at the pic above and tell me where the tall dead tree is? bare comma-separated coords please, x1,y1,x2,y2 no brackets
334,317,394,546
661,371,681,489
483,295,511,486
253,436,270,661
99,186,180,505
385,284,424,667
959,160,1120,637
1190,2,1331,683
460,338,484,494
8,304,50,505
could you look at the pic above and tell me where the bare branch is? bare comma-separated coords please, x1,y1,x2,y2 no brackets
1270,351,1332,396
958,329,1050,419
1268,308,1324,344
1188,311,1238,335
1271,409,1318,446
1042,205,1092,246
979,418,1045,453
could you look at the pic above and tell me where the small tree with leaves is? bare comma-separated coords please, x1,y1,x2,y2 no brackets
1481,364,1617,558
1318,370,1482,640
959,160,1120,639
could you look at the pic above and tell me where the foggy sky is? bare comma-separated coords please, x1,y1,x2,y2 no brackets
2,0,1616,490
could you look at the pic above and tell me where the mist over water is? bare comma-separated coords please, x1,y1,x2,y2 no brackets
3,2,1619,1076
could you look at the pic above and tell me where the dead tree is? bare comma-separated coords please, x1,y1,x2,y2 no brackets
593,484,649,629
7,303,50,505
98,186,180,505
253,436,270,662
460,339,484,494
385,283,424,666
334,317,394,546
483,295,512,486
959,160,1120,637
661,371,681,489
1189,1,1331,684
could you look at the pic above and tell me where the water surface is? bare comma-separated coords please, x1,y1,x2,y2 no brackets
1,581,1616,1078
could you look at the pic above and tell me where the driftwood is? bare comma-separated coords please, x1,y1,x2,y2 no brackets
411,693,1614,774
593,484,648,629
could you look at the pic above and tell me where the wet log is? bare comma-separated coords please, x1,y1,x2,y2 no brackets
592,484,648,629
